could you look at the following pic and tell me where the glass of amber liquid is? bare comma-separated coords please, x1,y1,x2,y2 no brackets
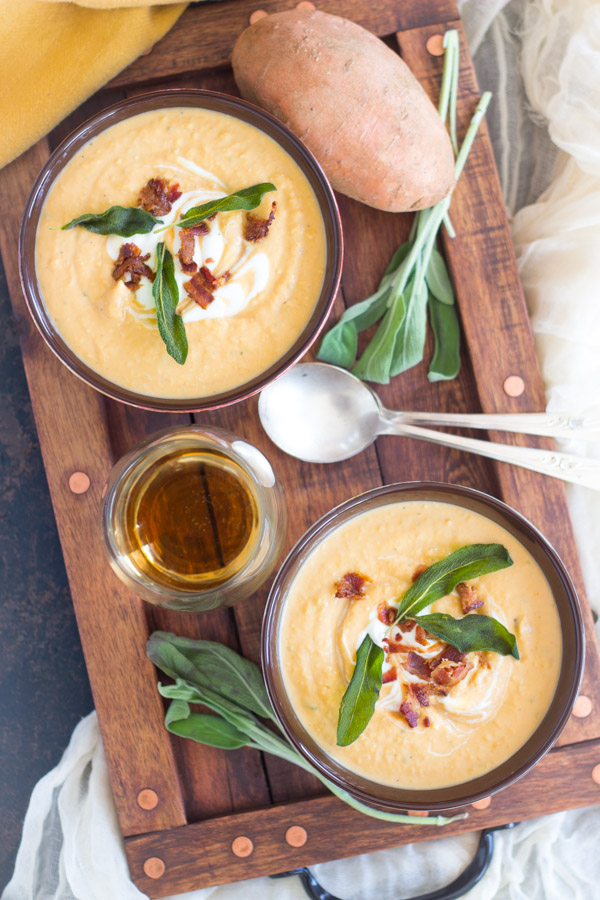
102,425,287,611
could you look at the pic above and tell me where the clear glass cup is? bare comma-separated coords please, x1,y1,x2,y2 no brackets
103,425,287,611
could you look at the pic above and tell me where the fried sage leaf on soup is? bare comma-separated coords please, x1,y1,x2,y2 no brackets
62,205,162,236
395,543,514,622
177,182,276,229
337,635,384,747
414,612,519,659
153,243,188,365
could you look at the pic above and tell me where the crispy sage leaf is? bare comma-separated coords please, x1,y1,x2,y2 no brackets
62,205,161,236
153,243,188,365
428,295,460,382
395,544,513,622
414,612,519,659
337,635,384,746
177,182,276,229
425,248,454,305
148,631,274,720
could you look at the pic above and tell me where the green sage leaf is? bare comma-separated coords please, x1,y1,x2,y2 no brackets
148,632,274,720
428,295,460,382
389,275,429,377
337,635,384,746
153,244,188,365
395,544,513,622
62,205,161,236
165,698,191,727
166,706,250,749
177,182,276,229
426,249,454,305
351,287,406,384
414,612,519,659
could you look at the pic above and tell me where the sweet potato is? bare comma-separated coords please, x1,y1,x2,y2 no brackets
232,9,455,213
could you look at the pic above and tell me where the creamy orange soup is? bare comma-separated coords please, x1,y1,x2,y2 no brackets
35,107,326,399
279,501,562,789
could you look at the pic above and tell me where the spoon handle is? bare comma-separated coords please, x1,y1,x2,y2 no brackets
384,422,600,491
389,410,600,440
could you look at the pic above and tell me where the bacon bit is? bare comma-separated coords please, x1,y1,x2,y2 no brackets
138,178,181,216
244,201,277,242
384,637,413,654
382,668,397,684
457,582,484,613
185,223,210,236
400,700,419,729
111,243,154,291
334,572,371,599
377,603,396,625
398,621,416,634
423,716,431,728
430,645,473,688
414,624,429,646
184,271,214,309
178,230,198,274
219,269,231,286
412,564,427,582
404,651,431,681
409,683,431,707
205,257,214,264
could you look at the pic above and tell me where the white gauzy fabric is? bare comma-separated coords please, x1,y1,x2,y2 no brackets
4,2,600,899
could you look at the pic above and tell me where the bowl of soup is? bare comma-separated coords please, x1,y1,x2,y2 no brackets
262,482,584,812
19,90,342,411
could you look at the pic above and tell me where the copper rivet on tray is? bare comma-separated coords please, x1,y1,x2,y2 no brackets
286,825,308,847
407,810,429,817
503,375,525,397
592,764,600,785
296,1,316,8
69,472,90,494
472,797,492,810
426,34,445,56
137,789,159,810
572,695,593,718
143,857,165,879
232,836,254,857
249,9,268,23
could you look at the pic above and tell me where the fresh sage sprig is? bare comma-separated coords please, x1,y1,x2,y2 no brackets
174,182,276,229
336,543,518,746
147,632,467,828
62,206,162,236
153,243,188,365
318,31,492,384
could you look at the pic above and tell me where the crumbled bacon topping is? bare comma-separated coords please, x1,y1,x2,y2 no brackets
382,668,397,684
183,265,230,310
138,178,181,216
111,243,154,291
404,651,432,681
377,602,396,625
400,698,419,729
408,683,431,707
334,572,371,599
430,645,473,688
414,624,429,646
423,716,431,728
178,230,198,274
412,563,427,582
457,582,484,613
384,636,413,654
244,201,277,242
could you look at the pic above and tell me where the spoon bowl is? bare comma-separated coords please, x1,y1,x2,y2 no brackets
258,363,380,463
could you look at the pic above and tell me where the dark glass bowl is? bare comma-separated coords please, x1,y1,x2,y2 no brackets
262,482,585,812
19,89,342,413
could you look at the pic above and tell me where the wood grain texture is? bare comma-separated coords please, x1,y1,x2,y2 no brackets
395,22,600,746
108,0,460,87
0,145,187,837
125,738,600,898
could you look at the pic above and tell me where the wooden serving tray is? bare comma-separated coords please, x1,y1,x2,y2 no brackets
2,1,600,896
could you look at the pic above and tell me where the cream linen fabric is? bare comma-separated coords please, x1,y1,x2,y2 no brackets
0,0,185,170
4,1,600,898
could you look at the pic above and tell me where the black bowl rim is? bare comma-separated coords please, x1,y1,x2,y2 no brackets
262,481,585,812
19,88,343,413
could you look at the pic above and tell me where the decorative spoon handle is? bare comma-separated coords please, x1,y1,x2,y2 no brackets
390,410,600,440
380,420,600,491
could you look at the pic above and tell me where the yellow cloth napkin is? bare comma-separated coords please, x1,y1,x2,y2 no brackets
0,0,187,169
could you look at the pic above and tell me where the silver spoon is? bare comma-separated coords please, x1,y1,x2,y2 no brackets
258,363,600,490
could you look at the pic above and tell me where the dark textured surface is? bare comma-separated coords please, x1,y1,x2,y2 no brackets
0,257,93,891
